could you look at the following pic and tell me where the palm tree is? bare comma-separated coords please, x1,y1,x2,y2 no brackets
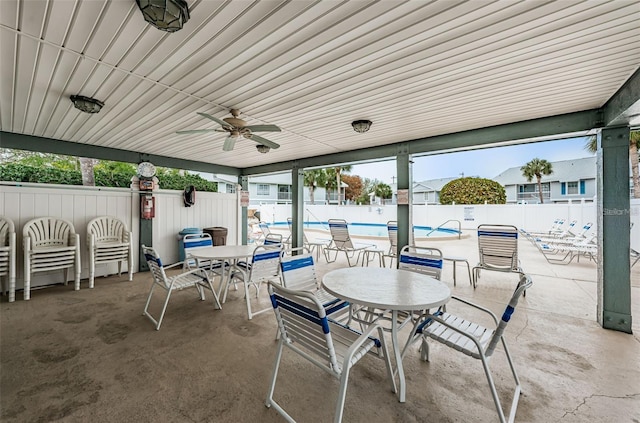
585,131,640,198
374,182,393,205
521,158,553,204
303,169,327,205
334,165,352,204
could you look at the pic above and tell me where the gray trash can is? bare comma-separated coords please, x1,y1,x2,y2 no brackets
203,227,228,246
178,227,203,261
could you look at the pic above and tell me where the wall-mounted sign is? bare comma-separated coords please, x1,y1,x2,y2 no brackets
397,189,409,205
464,206,475,221
240,190,250,207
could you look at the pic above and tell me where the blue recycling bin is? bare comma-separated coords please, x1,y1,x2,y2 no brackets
178,227,203,262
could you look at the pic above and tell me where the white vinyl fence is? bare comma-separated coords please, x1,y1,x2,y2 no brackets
1,182,238,293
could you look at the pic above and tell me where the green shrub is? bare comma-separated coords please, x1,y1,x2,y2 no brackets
439,177,506,204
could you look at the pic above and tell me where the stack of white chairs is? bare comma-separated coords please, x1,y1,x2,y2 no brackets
265,281,395,423
87,216,133,288
0,217,17,302
142,245,221,330
23,217,81,300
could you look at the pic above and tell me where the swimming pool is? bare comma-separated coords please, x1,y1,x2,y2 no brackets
270,222,460,238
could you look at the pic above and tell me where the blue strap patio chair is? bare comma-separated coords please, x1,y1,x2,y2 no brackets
142,245,221,330
182,233,228,279
265,282,395,423
383,220,398,267
405,274,533,423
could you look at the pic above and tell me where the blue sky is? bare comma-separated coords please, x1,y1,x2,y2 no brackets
350,136,595,184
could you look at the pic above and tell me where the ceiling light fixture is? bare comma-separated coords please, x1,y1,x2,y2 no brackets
351,119,372,133
70,95,104,114
136,0,190,33
256,144,271,154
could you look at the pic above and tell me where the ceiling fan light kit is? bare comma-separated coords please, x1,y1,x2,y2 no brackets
70,95,104,113
177,109,281,152
352,120,372,133
136,0,190,32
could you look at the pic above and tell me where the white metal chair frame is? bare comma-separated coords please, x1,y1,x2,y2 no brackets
286,217,330,260
473,224,524,292
142,245,221,330
411,274,533,423
536,234,598,265
0,217,17,302
323,219,374,266
227,245,283,320
87,216,133,289
182,233,229,281
265,282,396,423
23,217,81,300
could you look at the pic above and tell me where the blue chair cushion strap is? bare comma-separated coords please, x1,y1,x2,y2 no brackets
281,256,314,272
324,299,350,316
501,305,515,322
400,255,443,269
415,310,444,334
254,250,282,262
329,223,347,229
144,253,162,267
388,225,398,231
328,318,381,348
272,293,329,333
478,231,518,239
184,239,212,248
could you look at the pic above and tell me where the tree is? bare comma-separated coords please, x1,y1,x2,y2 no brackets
340,174,363,202
334,165,352,204
374,182,392,204
585,130,640,198
521,158,553,204
303,169,327,205
79,157,97,186
440,177,506,204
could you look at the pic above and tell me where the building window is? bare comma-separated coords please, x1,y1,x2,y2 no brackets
278,185,291,201
226,183,236,194
561,181,584,195
257,184,270,195
567,181,579,195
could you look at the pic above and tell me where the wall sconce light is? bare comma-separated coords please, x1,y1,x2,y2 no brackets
136,0,190,32
70,95,104,113
351,119,372,133
256,144,271,154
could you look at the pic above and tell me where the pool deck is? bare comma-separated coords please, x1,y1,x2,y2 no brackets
1,229,639,422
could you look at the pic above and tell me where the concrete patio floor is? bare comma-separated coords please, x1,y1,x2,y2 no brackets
1,231,639,422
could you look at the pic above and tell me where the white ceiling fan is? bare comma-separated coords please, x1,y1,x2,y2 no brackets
176,109,281,152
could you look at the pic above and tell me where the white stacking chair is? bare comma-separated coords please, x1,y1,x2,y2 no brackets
0,217,17,302
324,218,374,266
142,245,221,330
182,233,228,279
280,250,350,321
226,245,283,320
265,282,396,423
473,224,524,293
414,274,533,423
23,217,81,300
87,216,133,288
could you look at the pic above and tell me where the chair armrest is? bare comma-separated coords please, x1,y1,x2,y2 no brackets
449,296,499,326
164,261,186,270
342,322,384,363
424,313,489,353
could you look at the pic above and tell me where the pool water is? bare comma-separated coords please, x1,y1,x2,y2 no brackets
270,222,459,238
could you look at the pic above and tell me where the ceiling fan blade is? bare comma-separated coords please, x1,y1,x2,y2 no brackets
176,129,219,134
249,134,280,149
244,124,281,132
223,135,237,151
197,112,227,127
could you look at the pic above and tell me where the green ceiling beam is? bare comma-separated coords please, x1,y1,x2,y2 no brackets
242,109,601,175
602,67,640,127
0,131,240,176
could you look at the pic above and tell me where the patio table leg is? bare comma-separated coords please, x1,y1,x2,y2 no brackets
391,309,406,402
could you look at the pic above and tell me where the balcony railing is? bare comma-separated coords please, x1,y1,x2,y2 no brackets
517,192,550,202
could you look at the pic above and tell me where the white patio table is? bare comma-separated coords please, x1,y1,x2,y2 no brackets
322,267,451,403
187,244,257,302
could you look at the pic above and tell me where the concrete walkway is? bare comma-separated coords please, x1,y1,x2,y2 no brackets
1,231,638,422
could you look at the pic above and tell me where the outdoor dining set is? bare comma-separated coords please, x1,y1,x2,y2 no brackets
139,218,535,423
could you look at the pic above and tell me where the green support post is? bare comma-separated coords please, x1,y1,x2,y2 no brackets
396,145,411,265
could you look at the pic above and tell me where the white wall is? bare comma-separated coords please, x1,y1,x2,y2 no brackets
1,182,238,292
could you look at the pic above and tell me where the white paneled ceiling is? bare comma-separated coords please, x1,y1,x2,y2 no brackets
1,0,639,170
